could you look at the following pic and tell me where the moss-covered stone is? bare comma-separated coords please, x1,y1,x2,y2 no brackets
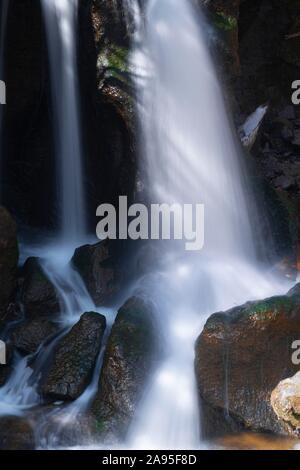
195,283,300,438
41,312,106,401
91,297,159,443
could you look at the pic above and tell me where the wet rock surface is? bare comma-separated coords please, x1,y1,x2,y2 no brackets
42,312,106,401
195,283,300,438
11,318,58,355
91,296,159,442
20,257,60,318
72,240,122,306
0,416,35,450
0,207,18,315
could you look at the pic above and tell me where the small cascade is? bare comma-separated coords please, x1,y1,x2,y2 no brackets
125,0,293,449
41,0,86,242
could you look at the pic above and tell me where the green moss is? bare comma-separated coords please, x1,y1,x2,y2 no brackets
249,296,294,319
214,12,237,32
98,45,130,83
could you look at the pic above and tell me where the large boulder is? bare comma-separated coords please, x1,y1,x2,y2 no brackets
91,296,159,442
42,312,106,401
0,207,18,315
71,240,122,306
11,318,58,355
0,417,35,450
195,283,300,438
20,257,60,318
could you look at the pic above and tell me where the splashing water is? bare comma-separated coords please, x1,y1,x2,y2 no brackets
41,0,86,242
125,0,293,449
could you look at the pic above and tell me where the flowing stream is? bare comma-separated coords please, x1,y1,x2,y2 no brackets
0,0,115,444
125,0,293,449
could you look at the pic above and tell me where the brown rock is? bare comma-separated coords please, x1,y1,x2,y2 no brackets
91,297,159,442
195,283,300,438
42,312,106,401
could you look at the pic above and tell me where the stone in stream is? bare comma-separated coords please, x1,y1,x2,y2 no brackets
0,416,35,450
271,371,300,437
42,312,106,401
0,207,19,317
71,239,122,306
195,283,300,438
20,257,60,318
91,296,159,442
11,318,59,355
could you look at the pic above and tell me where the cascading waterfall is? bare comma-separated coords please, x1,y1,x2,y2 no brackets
41,0,85,242
0,0,295,451
0,0,112,444
125,0,293,449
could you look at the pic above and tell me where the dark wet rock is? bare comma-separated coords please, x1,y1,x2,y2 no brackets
195,283,300,438
0,416,35,450
273,175,295,191
0,207,18,315
0,302,23,335
91,297,159,442
11,318,58,355
72,240,122,306
42,312,106,401
21,257,60,318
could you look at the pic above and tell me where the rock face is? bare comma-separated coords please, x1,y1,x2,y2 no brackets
42,312,106,401
195,283,300,438
91,297,159,442
0,207,18,314
72,240,122,306
11,318,58,355
21,257,60,318
0,417,35,450
271,371,300,437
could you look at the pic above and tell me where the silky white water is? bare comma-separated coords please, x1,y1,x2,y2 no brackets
0,1,107,437
41,0,85,241
125,0,293,449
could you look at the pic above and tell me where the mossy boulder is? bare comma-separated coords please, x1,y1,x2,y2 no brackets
195,283,300,438
91,296,159,442
41,312,106,401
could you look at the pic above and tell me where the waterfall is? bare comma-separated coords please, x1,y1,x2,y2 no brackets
41,0,86,242
125,0,292,449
